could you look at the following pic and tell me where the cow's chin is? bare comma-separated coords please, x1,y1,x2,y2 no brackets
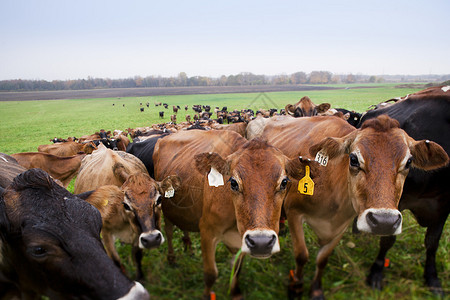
240,229,280,259
357,208,403,236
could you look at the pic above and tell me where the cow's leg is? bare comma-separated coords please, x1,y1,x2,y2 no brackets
366,235,396,290
164,218,176,264
200,228,219,300
310,231,347,300
102,231,125,272
182,230,193,254
132,245,144,281
287,213,308,300
423,220,446,296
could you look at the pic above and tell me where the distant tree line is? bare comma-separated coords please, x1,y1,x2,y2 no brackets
0,71,446,92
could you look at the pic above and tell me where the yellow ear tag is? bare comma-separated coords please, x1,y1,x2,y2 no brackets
102,197,108,206
298,165,314,196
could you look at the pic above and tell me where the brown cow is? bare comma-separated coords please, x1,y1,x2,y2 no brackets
11,152,85,187
0,153,26,188
74,144,180,279
153,130,316,298
285,96,331,117
261,115,449,299
38,141,97,156
212,122,248,137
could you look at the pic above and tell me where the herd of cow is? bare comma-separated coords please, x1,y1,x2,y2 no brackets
0,85,449,299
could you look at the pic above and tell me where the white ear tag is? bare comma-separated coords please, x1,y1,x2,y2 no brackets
315,150,329,166
165,187,175,198
208,167,224,187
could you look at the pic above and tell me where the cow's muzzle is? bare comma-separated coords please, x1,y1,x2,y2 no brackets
139,230,164,249
118,282,149,300
241,229,280,259
357,208,402,235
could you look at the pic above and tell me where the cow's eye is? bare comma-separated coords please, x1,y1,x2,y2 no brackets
229,177,239,191
405,157,413,169
349,153,360,168
28,246,47,258
280,177,290,190
123,202,132,211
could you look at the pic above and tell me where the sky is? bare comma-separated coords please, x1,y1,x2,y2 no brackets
1,0,449,81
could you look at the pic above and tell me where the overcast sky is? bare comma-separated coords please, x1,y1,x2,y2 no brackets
1,0,449,81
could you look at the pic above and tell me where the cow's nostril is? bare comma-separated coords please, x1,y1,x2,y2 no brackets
367,212,378,227
245,235,256,249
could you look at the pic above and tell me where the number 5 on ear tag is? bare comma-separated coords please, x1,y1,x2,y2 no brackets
298,165,314,195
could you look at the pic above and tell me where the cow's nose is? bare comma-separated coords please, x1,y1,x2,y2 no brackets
140,232,163,249
244,233,277,257
366,211,402,235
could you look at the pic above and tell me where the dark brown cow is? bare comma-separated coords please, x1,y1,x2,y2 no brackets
0,168,149,299
285,96,331,117
153,130,316,298
38,141,97,156
261,115,448,299
11,152,85,187
74,144,180,279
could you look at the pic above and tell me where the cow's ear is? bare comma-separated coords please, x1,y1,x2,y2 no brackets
409,139,449,171
194,152,229,176
286,156,320,180
159,175,181,192
309,131,356,159
316,103,331,114
113,163,130,183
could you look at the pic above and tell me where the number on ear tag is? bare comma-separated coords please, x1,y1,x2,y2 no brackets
102,197,109,206
165,187,175,198
315,150,329,166
298,165,314,195
208,167,224,187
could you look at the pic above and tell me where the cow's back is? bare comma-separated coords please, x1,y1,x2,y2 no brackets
74,145,147,193
153,130,247,231
262,115,355,157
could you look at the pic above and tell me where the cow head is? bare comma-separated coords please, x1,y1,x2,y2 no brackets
310,115,449,235
0,169,149,299
117,171,181,249
285,96,331,117
195,138,317,258
82,141,98,154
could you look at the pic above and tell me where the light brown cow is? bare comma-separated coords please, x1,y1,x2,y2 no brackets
261,115,449,299
211,122,248,137
153,130,316,298
38,141,97,156
74,144,180,279
285,96,331,117
11,152,85,188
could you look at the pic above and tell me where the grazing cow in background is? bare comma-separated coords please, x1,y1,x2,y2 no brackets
146,102,150,107
358,85,450,295
155,102,162,106
159,111,164,118
153,130,316,298
0,168,149,300
0,153,26,188
170,115,177,123
163,103,168,109
185,114,191,123
11,152,85,188
173,106,179,113
38,141,97,156
74,144,180,279
185,105,189,111
140,107,144,112
285,96,331,117
261,115,448,299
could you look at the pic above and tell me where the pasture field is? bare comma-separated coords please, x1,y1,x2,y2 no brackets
0,85,448,299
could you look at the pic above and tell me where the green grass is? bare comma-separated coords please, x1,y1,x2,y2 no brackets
0,84,448,299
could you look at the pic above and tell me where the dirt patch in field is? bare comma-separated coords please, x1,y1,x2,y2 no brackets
0,85,340,101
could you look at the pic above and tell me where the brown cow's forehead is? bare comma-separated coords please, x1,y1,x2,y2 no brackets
232,149,285,182
353,129,409,165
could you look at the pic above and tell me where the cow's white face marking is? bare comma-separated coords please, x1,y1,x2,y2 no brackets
0,156,7,162
118,282,149,300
